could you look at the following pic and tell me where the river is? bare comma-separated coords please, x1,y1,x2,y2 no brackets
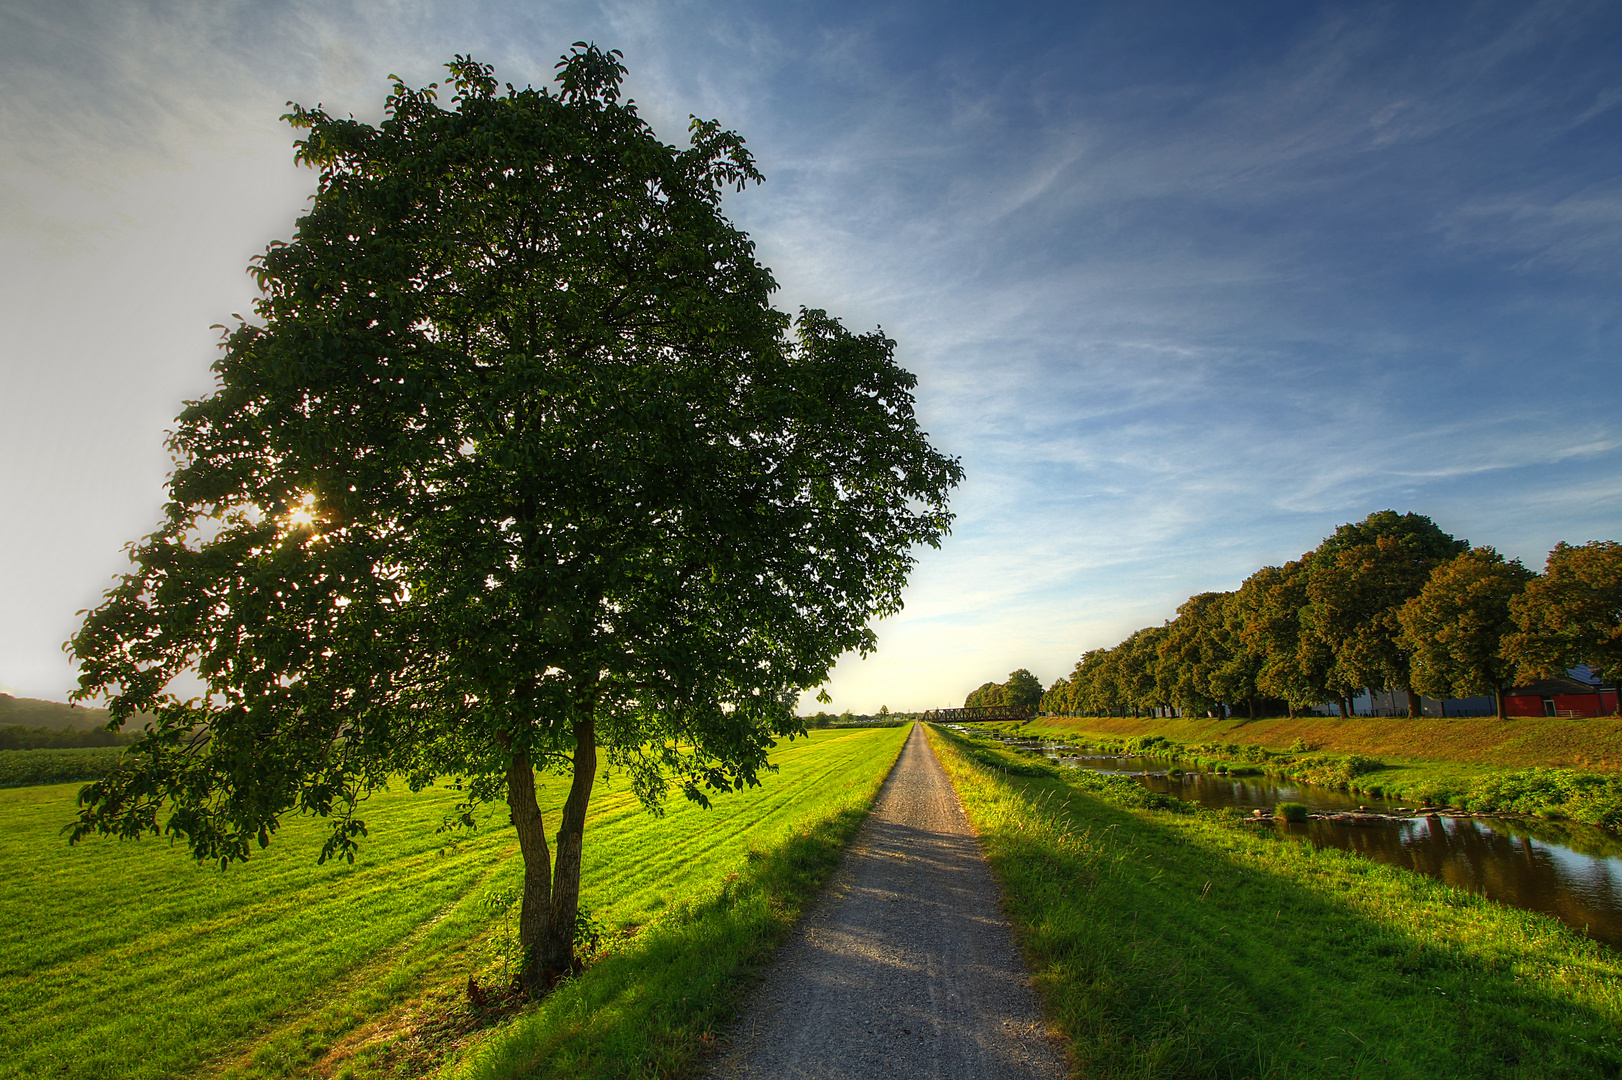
974,731,1622,950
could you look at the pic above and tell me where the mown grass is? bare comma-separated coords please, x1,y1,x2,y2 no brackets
443,786,877,1080
1,725,908,1080
929,724,1622,1080
1020,718,1622,829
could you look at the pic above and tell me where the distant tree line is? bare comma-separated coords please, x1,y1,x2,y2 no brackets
803,705,910,727
1039,511,1622,721
0,725,137,751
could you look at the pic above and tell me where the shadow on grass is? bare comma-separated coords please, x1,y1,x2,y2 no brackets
931,727,1622,1080
450,805,870,1080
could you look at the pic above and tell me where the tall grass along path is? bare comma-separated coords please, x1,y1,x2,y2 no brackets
706,723,1066,1080
929,724,1622,1079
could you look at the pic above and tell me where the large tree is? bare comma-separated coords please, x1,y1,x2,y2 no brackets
964,682,1005,709
1039,676,1070,714
1397,547,1534,718
1505,541,1622,716
1116,626,1169,717
964,668,1042,712
1233,561,1325,717
1208,589,1267,718
1157,592,1242,717
1000,668,1045,712
67,49,961,991
1300,511,1469,716
1059,648,1117,716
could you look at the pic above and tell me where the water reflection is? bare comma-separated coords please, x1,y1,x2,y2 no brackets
985,733,1622,950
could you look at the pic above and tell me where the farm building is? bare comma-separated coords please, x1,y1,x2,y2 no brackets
1503,676,1618,718
1304,671,1619,718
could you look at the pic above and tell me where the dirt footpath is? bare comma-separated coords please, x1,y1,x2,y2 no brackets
707,723,1067,1080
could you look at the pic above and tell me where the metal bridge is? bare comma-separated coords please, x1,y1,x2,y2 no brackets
919,705,1035,723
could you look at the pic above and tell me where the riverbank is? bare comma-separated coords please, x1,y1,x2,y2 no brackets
1018,715,1622,829
1023,714,1622,770
928,724,1622,1079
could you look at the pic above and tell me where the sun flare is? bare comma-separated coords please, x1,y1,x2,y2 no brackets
284,494,317,531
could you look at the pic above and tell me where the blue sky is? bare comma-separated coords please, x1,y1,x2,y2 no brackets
2,0,1619,711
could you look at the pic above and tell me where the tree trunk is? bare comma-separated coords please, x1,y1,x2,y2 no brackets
1613,678,1621,718
1338,697,1350,719
1406,688,1421,719
1494,681,1507,720
1247,697,1257,720
540,716,598,982
506,747,554,995
1288,702,1297,720
505,715,599,995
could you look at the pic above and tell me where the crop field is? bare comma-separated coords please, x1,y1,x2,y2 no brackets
0,746,125,786
929,725,1622,1079
1,724,908,1080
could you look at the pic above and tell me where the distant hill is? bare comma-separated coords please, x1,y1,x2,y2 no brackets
0,694,114,731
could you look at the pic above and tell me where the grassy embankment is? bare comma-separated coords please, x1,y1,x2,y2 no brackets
928,724,1622,1079
2,724,908,1080
1018,714,1622,829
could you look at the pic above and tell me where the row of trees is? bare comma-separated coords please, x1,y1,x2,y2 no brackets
1040,512,1622,720
805,706,904,726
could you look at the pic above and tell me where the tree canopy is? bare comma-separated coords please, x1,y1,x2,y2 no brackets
1506,541,1622,715
1234,560,1321,714
1300,511,1469,715
1156,592,1236,716
68,47,962,989
964,681,1004,709
964,669,1042,712
1044,512,1619,722
1001,668,1044,712
1398,547,1533,716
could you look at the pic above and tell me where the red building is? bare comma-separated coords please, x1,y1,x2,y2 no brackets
1503,676,1619,718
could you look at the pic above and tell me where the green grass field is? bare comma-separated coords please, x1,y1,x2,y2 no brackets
1,725,908,1080
928,724,1622,1079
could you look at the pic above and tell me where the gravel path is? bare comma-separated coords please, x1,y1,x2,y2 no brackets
707,723,1067,1080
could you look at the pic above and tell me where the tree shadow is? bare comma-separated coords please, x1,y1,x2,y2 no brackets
972,768,1622,1080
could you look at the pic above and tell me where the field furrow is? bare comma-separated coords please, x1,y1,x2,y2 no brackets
2,726,908,1080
